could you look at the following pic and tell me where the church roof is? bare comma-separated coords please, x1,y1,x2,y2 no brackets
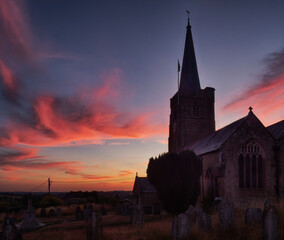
179,18,201,96
267,120,284,140
133,177,156,193
185,116,246,155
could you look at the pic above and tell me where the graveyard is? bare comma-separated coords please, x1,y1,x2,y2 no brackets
0,193,283,240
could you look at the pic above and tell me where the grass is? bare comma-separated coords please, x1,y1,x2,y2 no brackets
4,205,282,240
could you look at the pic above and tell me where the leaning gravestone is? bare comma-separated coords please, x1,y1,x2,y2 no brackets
263,206,278,240
218,198,235,229
197,209,212,232
131,206,144,227
185,205,197,225
245,208,262,224
40,208,46,217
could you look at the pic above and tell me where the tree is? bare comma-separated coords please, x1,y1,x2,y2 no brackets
147,150,201,215
39,195,63,208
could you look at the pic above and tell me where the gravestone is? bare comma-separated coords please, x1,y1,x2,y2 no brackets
56,208,62,218
76,206,83,220
40,208,46,217
18,193,43,230
185,205,197,225
131,206,144,227
218,198,235,229
245,208,262,224
84,205,91,221
2,216,22,240
197,209,212,232
263,206,278,240
48,209,56,217
87,212,102,240
177,213,192,239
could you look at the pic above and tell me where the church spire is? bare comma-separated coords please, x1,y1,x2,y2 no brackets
179,14,201,95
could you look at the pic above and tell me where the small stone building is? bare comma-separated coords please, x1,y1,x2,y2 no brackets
132,175,161,214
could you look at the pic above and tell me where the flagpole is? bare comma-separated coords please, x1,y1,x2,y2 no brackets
177,60,180,105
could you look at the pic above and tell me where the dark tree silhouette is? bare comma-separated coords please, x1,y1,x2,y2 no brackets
147,150,201,215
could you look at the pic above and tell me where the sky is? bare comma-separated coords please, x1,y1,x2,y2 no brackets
0,0,283,192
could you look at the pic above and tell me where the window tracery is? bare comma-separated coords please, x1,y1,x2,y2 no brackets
239,141,263,188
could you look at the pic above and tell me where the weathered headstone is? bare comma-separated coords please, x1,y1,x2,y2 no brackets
245,208,262,224
263,206,278,240
56,208,62,218
185,205,197,225
131,207,144,227
76,206,83,220
48,208,56,217
84,204,91,221
87,212,102,240
218,198,235,229
197,210,212,232
2,216,22,240
177,213,192,239
40,208,46,217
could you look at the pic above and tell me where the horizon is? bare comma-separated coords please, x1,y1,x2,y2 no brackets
0,0,283,192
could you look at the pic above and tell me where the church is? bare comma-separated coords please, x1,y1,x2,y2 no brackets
168,18,284,206
133,18,284,209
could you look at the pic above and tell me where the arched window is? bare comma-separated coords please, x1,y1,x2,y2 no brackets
239,141,263,188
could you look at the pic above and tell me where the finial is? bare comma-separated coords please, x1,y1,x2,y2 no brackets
186,10,190,27
136,172,138,177
249,106,253,112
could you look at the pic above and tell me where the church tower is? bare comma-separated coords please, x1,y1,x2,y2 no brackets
169,18,215,153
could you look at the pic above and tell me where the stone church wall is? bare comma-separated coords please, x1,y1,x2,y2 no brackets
222,116,276,207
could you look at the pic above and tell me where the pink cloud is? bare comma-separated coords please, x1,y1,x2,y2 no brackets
0,0,32,60
223,49,284,125
119,170,134,177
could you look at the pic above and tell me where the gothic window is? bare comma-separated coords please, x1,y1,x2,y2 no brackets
239,141,264,188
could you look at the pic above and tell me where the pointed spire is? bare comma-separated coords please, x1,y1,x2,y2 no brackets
179,13,201,95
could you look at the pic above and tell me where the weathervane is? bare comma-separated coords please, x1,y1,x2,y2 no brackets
186,10,190,26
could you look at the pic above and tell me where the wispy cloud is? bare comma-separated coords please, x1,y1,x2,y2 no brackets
223,48,284,124
119,170,134,176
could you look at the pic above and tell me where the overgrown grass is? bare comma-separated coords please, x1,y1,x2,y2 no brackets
18,206,284,240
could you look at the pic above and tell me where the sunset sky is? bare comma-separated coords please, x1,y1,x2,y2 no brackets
0,0,283,192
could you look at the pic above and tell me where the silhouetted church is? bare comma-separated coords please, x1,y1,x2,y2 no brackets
169,18,284,206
